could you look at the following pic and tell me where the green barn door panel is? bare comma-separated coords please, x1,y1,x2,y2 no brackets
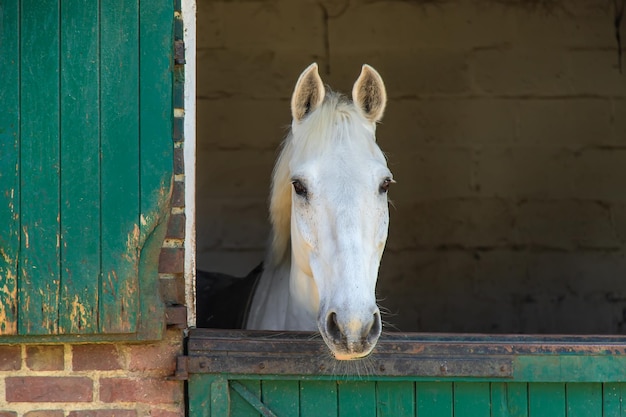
0,0,20,336
137,0,173,336
491,383,528,417
99,0,140,334
19,0,62,335
417,382,453,417
0,0,172,341
300,381,338,417
59,0,100,335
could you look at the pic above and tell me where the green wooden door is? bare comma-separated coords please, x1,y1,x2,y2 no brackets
0,0,173,341
187,330,626,417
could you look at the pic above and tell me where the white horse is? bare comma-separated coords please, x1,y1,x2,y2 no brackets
246,63,392,360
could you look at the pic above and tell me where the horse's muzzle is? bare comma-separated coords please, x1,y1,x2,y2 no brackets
321,309,382,360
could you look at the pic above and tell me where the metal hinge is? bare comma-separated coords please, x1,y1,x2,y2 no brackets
169,355,189,381
174,40,185,65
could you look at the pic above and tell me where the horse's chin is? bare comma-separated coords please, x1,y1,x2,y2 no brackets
332,350,373,361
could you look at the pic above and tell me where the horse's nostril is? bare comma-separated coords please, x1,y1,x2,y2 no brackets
367,310,382,342
326,312,342,343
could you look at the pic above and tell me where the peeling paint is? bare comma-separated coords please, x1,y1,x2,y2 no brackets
23,225,29,248
68,294,88,331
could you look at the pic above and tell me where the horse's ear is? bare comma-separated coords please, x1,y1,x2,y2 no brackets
291,63,325,122
352,64,387,123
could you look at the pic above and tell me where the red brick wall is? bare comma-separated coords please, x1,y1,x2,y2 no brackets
0,330,184,416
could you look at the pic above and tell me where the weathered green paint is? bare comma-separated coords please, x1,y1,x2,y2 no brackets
231,380,261,417
602,383,626,417
59,0,100,335
0,0,173,342
491,382,528,417
188,332,626,417
417,382,453,417
262,380,298,416
377,381,415,417
528,383,566,417
566,383,602,417
0,0,20,336
19,0,62,335
338,381,376,417
99,0,140,334
300,381,338,417
190,379,626,417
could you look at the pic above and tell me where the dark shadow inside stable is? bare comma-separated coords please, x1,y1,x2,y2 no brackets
194,2,626,335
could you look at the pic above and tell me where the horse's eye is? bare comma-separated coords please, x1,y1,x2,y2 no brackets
380,178,393,194
292,180,308,197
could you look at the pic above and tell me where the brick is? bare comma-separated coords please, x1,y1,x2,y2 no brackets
196,98,288,151
515,7,614,48
386,198,515,250
566,50,625,96
128,331,181,375
198,200,269,250
573,149,626,201
614,100,626,142
166,212,186,240
0,412,17,417
379,98,516,147
160,275,185,306
611,203,626,243
68,410,137,417
148,410,183,417
0,345,21,371
196,149,275,199
24,411,64,417
471,47,569,95
171,181,185,207
196,250,264,278
99,378,183,404
173,147,184,176
72,344,123,371
25,345,64,371
329,49,471,97
388,146,475,202
516,200,619,249
203,1,325,51
197,49,325,99
518,99,612,146
159,248,185,274
6,377,93,402
477,147,576,199
329,1,516,50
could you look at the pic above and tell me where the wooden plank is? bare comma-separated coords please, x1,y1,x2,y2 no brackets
377,381,415,417
300,381,338,417
261,380,299,416
566,383,602,417
416,382,453,417
454,382,490,417
338,381,376,417
602,383,624,417
0,0,20,335
19,0,61,335
59,0,100,335
99,0,140,333
137,0,173,336
188,375,212,417
491,383,528,417
230,380,261,417
528,383,566,417
139,0,173,236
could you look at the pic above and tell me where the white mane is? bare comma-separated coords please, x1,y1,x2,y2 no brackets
267,91,384,269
